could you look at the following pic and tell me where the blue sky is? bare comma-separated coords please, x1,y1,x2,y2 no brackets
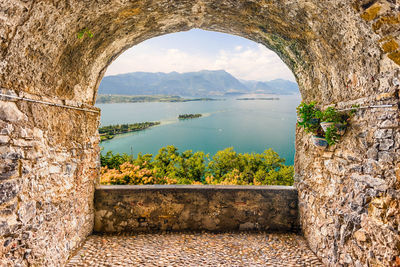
105,29,296,82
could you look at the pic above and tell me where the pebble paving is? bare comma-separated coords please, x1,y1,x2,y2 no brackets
67,232,324,266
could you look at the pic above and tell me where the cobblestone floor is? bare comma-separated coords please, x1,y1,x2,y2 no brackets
67,232,324,266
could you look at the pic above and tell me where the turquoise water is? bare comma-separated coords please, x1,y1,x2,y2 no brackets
98,94,301,165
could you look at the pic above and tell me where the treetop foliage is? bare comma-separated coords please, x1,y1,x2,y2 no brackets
100,146,294,186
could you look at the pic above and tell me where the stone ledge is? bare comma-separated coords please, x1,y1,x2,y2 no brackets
97,184,295,190
94,185,299,233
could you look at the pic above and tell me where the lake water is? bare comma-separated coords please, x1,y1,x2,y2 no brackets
98,94,301,165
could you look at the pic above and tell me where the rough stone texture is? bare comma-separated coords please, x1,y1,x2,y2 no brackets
67,232,323,266
296,98,400,266
0,0,399,266
94,185,299,233
0,90,100,266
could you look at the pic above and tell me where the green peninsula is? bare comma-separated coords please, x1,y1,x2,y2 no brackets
178,114,202,119
99,122,160,141
96,94,219,104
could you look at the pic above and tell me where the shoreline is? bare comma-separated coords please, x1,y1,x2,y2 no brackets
99,122,160,142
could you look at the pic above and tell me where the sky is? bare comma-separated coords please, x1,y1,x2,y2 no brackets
105,29,296,82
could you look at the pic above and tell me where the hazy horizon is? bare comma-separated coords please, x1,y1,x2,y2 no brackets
103,69,296,83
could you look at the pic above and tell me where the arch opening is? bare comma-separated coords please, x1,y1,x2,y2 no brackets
96,29,301,187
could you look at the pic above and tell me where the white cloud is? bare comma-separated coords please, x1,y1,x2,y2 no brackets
105,43,296,82
212,44,296,81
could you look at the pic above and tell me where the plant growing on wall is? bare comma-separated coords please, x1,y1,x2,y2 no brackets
318,106,355,145
350,104,360,115
297,102,358,147
324,125,340,146
317,107,349,136
77,28,94,39
317,107,345,123
296,101,320,134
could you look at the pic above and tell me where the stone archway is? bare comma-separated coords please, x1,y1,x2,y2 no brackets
0,0,399,266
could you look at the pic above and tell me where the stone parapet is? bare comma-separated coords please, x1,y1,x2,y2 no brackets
94,185,299,233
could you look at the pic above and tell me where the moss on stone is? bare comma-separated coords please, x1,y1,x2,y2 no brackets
361,3,381,21
382,39,399,53
388,51,400,65
372,14,400,32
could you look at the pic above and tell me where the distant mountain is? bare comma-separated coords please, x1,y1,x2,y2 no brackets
99,70,249,97
99,70,299,96
241,79,299,95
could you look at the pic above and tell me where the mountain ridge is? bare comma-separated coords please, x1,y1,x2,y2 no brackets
99,70,299,96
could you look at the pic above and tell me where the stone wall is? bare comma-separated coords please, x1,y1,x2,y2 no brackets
294,2,400,265
94,185,299,233
296,93,400,266
0,90,100,266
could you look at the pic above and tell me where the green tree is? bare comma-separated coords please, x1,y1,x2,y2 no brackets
152,146,207,184
177,150,208,183
153,145,181,178
100,151,133,169
207,148,242,182
132,153,154,168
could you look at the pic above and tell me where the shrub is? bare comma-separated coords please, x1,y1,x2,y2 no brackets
324,125,340,146
296,101,320,134
317,107,348,124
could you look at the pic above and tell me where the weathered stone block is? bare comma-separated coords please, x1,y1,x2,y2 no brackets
374,129,393,139
367,147,378,160
351,174,387,192
0,136,9,145
1,151,23,160
0,123,13,135
0,165,18,180
379,119,399,128
378,151,395,163
18,201,36,225
360,3,382,21
0,202,17,216
18,127,34,140
13,139,34,148
49,164,61,174
0,102,27,122
396,164,400,185
0,89,18,102
378,138,395,151
0,180,20,205
0,221,11,236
